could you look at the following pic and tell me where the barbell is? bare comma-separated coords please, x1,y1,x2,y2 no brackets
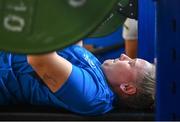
0,0,136,54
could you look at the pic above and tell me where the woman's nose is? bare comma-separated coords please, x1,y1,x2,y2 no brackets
120,54,132,61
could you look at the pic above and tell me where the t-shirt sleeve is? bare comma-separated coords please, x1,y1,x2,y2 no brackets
54,65,112,115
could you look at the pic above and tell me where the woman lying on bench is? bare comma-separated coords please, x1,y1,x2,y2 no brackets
0,41,155,115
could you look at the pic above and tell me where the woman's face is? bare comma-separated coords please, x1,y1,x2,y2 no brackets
102,54,151,86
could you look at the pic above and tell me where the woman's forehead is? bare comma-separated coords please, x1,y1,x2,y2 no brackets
135,59,152,76
132,59,148,75
136,58,148,66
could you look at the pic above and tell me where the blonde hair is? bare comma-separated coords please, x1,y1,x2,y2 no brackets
122,63,156,109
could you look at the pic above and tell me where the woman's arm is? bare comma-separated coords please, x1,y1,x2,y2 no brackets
27,52,72,93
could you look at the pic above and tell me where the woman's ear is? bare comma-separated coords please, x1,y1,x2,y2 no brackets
120,83,137,95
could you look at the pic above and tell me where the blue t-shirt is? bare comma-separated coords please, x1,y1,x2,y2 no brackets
0,45,115,115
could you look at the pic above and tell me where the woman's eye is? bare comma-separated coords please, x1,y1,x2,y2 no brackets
113,59,117,63
128,61,132,65
113,59,118,63
128,60,135,67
